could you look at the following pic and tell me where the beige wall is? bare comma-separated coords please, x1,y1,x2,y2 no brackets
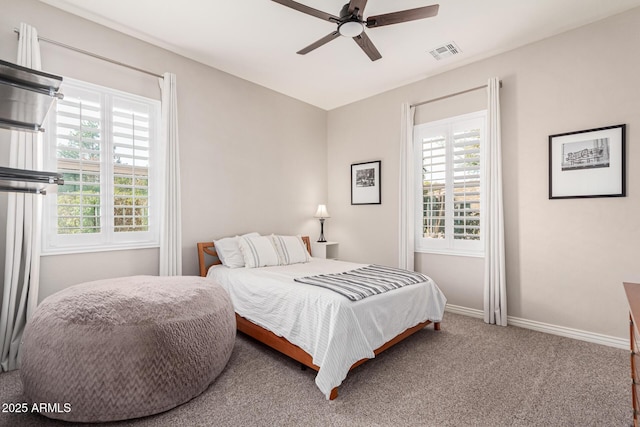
0,0,327,301
327,8,640,339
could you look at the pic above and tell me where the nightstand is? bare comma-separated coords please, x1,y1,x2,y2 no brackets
311,241,339,260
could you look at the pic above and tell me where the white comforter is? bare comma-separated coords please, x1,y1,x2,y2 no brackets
207,258,446,399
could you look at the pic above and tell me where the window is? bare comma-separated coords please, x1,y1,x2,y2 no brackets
414,110,486,256
43,78,161,254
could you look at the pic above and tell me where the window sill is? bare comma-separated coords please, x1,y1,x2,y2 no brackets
41,242,160,256
415,247,484,258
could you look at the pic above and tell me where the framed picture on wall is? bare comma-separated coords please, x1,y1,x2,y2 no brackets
351,160,381,205
549,124,626,199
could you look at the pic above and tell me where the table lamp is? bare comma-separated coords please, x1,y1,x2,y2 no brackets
314,204,330,243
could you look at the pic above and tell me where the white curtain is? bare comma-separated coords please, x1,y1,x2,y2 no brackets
158,73,182,276
399,103,416,270
483,77,507,326
1,23,43,371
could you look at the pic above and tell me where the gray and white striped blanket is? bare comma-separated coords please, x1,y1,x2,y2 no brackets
294,264,429,301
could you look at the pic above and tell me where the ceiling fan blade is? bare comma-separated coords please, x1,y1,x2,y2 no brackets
353,32,382,61
272,0,340,23
366,4,439,28
297,31,340,55
348,0,369,17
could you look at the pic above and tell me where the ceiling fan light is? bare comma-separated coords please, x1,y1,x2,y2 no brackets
338,21,364,37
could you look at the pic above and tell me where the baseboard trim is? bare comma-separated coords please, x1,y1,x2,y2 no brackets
445,304,629,350
444,304,484,319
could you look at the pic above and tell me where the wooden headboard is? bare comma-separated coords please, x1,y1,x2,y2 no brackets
196,242,221,277
197,236,312,277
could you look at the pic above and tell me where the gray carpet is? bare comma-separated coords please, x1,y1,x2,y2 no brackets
0,313,631,426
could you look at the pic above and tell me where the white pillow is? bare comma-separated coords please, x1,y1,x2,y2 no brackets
214,232,259,268
238,235,280,268
270,235,310,265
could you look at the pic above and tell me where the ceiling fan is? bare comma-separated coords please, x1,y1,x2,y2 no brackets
271,0,439,61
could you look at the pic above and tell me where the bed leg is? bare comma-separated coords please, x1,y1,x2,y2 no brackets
329,387,338,400
434,322,441,331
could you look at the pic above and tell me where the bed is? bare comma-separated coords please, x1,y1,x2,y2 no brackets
197,235,446,400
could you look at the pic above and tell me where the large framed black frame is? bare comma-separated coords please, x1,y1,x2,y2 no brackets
351,160,381,205
549,124,626,199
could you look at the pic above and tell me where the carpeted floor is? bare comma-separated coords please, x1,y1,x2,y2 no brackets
0,313,631,427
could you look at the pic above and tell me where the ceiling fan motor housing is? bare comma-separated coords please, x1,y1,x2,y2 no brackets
338,3,364,37
340,3,357,19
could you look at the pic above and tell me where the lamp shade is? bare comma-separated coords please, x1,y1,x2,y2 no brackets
314,204,330,219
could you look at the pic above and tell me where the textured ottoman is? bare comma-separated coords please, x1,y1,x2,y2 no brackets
20,275,235,423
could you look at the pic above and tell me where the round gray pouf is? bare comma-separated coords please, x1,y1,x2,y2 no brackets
20,275,236,423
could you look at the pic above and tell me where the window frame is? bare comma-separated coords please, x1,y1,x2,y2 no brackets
413,110,487,257
42,77,161,255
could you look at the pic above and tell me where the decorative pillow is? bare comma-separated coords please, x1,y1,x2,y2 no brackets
270,235,310,265
238,235,280,268
214,232,259,268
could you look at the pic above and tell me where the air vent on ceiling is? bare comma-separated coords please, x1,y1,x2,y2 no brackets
429,42,462,61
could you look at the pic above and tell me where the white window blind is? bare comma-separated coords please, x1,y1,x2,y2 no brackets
43,78,160,254
414,110,486,256
421,135,447,239
54,87,102,236
452,128,481,241
112,98,151,234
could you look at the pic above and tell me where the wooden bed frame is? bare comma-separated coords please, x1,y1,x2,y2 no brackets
197,236,440,400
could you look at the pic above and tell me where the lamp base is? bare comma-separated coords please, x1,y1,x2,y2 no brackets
317,218,326,243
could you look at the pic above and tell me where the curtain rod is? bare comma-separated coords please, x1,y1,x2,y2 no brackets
14,28,163,79
411,80,502,108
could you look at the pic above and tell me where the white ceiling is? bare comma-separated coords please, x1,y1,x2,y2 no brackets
41,0,640,110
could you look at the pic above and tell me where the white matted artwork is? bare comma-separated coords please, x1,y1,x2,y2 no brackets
351,160,381,205
549,124,625,199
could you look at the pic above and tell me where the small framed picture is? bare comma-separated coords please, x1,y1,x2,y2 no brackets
351,160,381,205
549,124,626,199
